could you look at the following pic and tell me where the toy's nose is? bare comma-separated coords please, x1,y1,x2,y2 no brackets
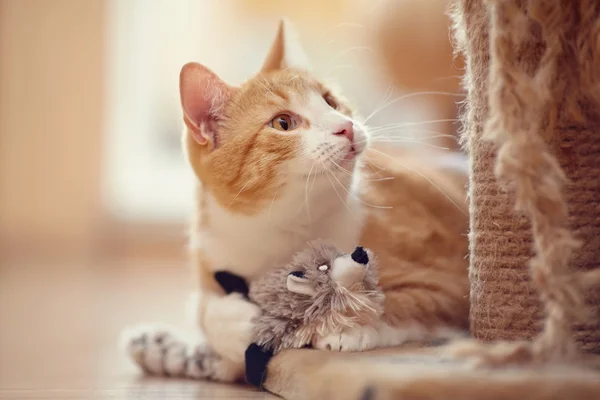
331,250,369,289
351,246,369,265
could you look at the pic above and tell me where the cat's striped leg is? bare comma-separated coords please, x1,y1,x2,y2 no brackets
122,324,244,382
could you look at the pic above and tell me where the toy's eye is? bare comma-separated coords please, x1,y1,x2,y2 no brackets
318,264,329,272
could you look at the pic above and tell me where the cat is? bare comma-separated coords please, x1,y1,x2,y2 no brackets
123,18,470,382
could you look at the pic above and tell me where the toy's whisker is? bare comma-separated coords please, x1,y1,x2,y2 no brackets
336,287,379,316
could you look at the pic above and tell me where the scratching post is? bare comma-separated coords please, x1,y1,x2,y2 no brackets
452,0,600,358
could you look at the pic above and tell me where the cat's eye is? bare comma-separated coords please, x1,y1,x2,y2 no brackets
323,93,338,109
270,114,297,131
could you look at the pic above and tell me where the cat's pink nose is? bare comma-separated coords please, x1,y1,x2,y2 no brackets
333,121,354,143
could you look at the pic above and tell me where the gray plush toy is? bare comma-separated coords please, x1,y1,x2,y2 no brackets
214,240,385,387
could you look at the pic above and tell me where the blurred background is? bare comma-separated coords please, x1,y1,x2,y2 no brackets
0,0,462,394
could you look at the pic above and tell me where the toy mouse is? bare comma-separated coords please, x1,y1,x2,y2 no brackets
214,240,384,388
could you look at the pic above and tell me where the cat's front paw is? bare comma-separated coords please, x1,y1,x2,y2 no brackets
313,326,377,352
121,324,243,382
122,324,189,376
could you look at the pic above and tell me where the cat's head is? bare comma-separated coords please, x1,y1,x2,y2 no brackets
180,19,369,214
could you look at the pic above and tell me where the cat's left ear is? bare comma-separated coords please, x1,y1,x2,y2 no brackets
261,18,311,73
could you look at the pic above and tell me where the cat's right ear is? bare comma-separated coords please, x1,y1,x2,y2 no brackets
179,62,234,146
261,18,311,73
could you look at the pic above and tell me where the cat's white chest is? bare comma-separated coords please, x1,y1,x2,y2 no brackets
198,221,307,279
194,191,363,280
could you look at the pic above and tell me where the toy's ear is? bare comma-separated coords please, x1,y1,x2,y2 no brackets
286,271,316,297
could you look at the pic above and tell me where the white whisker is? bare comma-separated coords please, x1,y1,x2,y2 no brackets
278,65,294,75
362,157,387,180
256,72,274,96
309,162,319,195
368,82,394,119
323,163,357,219
303,160,317,220
363,92,464,124
327,162,392,210
330,157,394,182
228,180,251,208
370,132,456,142
366,157,386,171
431,75,463,82
328,158,354,176
331,46,375,63
368,148,468,216
362,138,450,151
267,188,279,221
368,120,459,133
357,134,456,145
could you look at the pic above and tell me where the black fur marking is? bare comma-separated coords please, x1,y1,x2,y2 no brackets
245,343,274,389
289,270,305,278
214,270,249,297
351,246,369,265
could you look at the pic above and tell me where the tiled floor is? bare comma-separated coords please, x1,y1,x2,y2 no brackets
0,258,275,399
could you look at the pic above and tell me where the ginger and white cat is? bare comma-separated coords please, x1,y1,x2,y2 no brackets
124,19,469,382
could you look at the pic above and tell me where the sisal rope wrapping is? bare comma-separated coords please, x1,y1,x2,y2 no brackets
450,0,600,361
